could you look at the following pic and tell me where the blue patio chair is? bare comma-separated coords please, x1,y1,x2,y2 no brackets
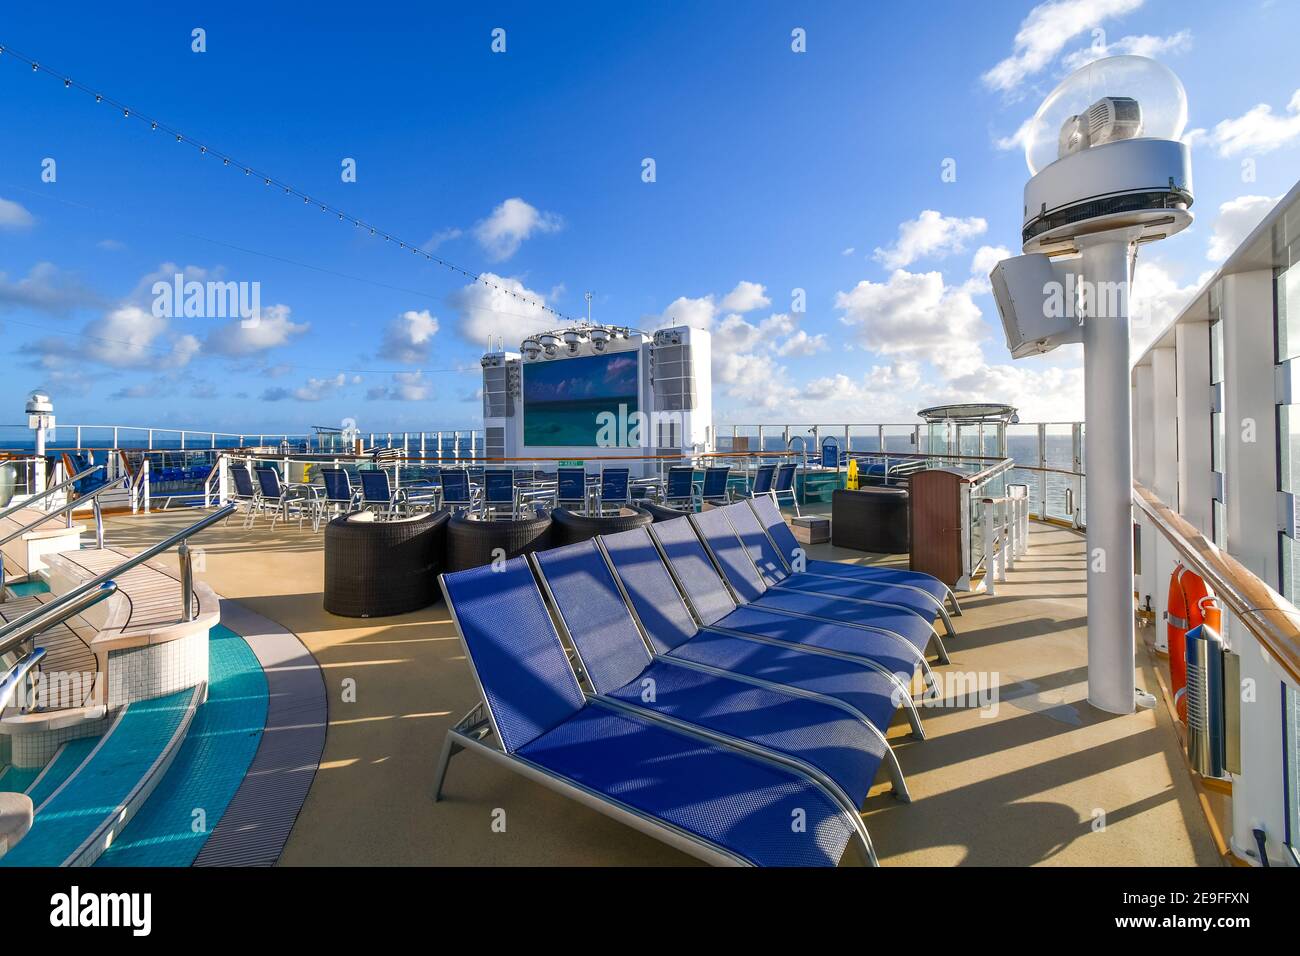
598,526,926,739
255,466,320,531
359,469,404,518
697,465,732,509
747,463,777,499
228,465,262,528
439,468,478,514
320,468,362,520
721,500,957,633
533,541,908,809
556,467,588,514
597,467,630,514
646,515,940,680
483,468,517,519
772,462,799,515
662,466,695,511
434,557,875,866
748,494,961,615
685,508,947,662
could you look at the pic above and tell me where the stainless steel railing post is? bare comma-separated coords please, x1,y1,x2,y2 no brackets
178,541,195,623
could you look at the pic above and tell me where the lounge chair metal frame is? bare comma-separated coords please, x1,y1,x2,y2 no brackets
255,466,322,531
747,495,962,616
531,546,911,807
593,530,927,741
687,508,951,664
432,571,878,867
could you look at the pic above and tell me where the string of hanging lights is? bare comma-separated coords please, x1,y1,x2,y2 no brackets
0,42,578,324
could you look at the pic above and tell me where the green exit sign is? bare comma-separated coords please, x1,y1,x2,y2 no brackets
559,460,584,467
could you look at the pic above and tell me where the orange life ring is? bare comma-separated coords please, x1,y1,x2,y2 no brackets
1166,564,1214,722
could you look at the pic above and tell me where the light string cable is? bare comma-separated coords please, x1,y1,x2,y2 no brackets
0,42,578,324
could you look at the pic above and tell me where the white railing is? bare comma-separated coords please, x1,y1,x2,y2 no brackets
981,483,1030,596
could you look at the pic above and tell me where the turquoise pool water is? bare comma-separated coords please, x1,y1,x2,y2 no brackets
6,578,50,596
96,624,267,866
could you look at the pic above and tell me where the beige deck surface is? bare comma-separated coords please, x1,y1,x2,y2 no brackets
99,509,1222,866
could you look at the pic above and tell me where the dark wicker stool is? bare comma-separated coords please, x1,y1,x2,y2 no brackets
550,507,653,546
640,501,693,523
446,512,553,572
324,510,448,617
831,487,910,553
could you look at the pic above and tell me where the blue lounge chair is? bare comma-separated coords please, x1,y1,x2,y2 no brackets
717,501,958,638
435,558,876,866
644,517,937,684
255,466,320,530
598,527,926,739
597,467,630,514
532,540,909,809
698,465,731,507
556,467,588,514
483,468,517,519
747,463,777,499
772,462,799,514
439,468,478,514
228,465,262,528
662,465,695,511
685,509,948,663
358,469,405,518
320,467,362,520
749,495,961,615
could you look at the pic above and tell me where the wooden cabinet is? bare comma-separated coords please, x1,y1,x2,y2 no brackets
908,468,969,587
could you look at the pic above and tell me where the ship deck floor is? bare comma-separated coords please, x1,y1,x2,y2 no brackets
99,509,1222,866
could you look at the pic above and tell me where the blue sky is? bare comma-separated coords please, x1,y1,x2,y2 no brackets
1,0,1298,434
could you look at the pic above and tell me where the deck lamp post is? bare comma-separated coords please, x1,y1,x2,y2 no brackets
989,56,1193,715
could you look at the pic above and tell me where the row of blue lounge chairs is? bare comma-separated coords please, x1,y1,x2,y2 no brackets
435,494,961,867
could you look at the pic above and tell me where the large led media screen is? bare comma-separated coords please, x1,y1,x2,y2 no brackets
523,351,640,447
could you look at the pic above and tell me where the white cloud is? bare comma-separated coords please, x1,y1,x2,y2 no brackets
84,305,200,368
367,370,433,402
421,227,462,252
841,247,855,257
659,294,718,330
0,197,34,230
204,304,310,356
994,116,1037,152
836,268,986,378
982,0,1144,93
1129,259,1203,353
378,309,440,363
0,263,103,317
718,281,771,313
449,272,553,347
1060,29,1191,71
776,328,828,357
473,198,563,261
873,211,988,269
263,372,351,403
967,245,1013,293
1207,195,1281,262
1202,89,1300,157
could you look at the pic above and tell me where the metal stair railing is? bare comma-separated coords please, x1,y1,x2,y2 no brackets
0,464,103,524
0,504,235,656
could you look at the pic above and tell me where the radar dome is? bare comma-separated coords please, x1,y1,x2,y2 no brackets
1024,55,1188,176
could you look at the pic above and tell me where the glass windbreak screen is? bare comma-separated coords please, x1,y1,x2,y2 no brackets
1278,256,1300,363
1006,424,1043,516
1212,411,1225,474
1043,425,1074,521
848,426,880,454
882,426,918,454
1287,681,1300,855
1281,406,1300,495
1210,318,1224,385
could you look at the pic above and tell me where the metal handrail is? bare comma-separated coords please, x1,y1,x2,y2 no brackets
0,464,103,524
0,647,46,715
0,504,235,649
0,582,119,659
0,474,127,547
1133,481,1300,686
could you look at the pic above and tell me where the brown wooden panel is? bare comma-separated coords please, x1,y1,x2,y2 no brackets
908,469,965,586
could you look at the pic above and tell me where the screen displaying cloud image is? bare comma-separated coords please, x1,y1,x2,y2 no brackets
523,352,640,446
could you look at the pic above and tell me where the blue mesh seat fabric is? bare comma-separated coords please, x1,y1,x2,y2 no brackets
722,503,947,614
534,542,889,808
642,521,929,673
516,706,857,867
600,528,919,717
749,496,950,601
687,510,936,654
441,557,860,866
